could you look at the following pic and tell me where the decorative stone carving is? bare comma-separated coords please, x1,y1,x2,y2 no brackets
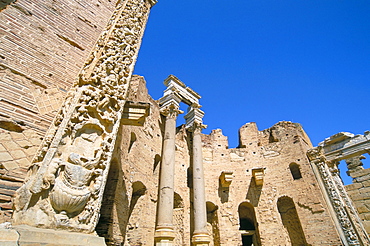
252,168,265,186
12,0,154,233
220,171,234,187
307,147,370,245
319,131,370,162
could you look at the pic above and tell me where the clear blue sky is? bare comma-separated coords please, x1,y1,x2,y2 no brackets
134,0,370,184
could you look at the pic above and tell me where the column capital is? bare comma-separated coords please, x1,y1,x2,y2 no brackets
160,103,183,119
307,146,326,164
188,122,207,134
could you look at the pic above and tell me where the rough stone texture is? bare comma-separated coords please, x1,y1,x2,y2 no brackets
0,0,367,245
97,77,343,245
96,75,163,245
345,156,370,234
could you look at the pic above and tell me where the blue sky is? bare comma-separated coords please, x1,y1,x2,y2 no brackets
134,0,370,184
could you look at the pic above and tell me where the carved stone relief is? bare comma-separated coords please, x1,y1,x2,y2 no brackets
12,0,154,233
307,147,369,245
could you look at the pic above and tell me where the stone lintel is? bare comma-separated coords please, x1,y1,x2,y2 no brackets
252,167,265,186
220,171,233,187
185,107,205,129
122,101,150,126
317,131,370,162
163,75,200,106
159,93,181,110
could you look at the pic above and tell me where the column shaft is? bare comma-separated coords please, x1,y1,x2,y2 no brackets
155,105,180,245
157,114,176,226
192,126,210,245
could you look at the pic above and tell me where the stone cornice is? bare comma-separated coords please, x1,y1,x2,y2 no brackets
315,131,370,162
163,75,201,104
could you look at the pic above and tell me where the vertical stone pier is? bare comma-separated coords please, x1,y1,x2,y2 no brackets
155,94,182,245
187,107,210,246
5,0,156,244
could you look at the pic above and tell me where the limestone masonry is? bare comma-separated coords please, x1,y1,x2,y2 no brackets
0,1,370,245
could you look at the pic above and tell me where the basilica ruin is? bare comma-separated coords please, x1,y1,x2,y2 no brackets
0,0,370,245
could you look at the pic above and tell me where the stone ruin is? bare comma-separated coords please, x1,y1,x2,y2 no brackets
0,0,370,245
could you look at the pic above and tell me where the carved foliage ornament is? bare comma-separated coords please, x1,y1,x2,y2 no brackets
13,0,152,233
310,152,361,245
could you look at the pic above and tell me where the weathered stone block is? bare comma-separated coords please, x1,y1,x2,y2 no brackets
15,140,32,149
1,141,19,151
363,221,370,234
0,228,19,246
1,161,19,170
362,180,370,187
345,182,362,191
0,152,13,162
356,205,370,214
355,173,370,183
9,150,26,160
16,158,31,168
0,144,6,152
9,132,24,140
350,168,370,179
359,186,370,194
0,225,106,245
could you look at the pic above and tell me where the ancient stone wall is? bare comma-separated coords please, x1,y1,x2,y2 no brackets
345,155,370,233
197,122,341,245
97,75,162,245
99,75,343,245
0,0,118,222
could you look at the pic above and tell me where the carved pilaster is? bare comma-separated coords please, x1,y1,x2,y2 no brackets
13,0,153,233
307,147,362,245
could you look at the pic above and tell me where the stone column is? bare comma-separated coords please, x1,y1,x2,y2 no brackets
185,106,210,246
155,101,182,246
191,122,210,245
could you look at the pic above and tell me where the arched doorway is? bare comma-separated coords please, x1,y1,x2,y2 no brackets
238,202,261,246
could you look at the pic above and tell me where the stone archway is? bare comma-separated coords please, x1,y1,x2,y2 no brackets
238,202,261,246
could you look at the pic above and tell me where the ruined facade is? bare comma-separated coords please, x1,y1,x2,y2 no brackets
0,1,370,245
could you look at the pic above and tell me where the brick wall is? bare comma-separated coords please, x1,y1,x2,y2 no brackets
0,0,117,131
0,0,118,222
